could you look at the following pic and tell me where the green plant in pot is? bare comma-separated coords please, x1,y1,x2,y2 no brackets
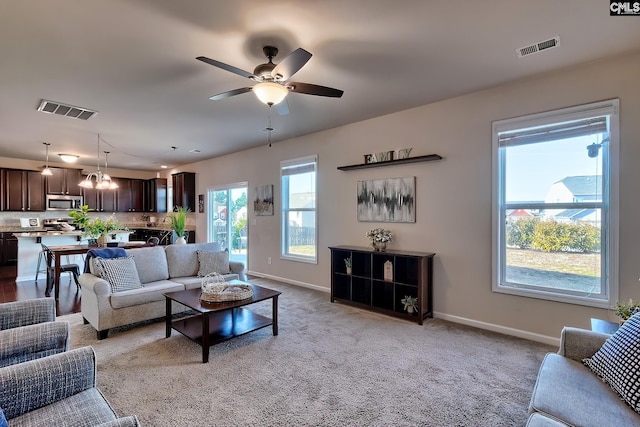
68,205,93,230
169,206,190,244
401,295,418,314
84,215,122,246
614,299,640,323
344,257,352,274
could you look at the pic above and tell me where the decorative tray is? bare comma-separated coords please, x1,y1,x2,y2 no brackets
200,284,253,303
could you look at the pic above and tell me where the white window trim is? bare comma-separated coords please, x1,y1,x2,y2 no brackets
491,99,619,308
280,154,318,264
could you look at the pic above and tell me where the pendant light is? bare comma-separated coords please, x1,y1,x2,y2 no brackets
41,142,53,176
78,134,117,190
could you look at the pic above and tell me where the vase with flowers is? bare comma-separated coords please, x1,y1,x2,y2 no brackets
366,228,393,251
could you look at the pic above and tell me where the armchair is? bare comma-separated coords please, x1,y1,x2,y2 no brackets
0,298,70,368
0,346,140,426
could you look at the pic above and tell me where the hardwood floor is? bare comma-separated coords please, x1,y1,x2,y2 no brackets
0,264,81,316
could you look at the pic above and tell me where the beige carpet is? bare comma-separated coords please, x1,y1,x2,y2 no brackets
63,278,553,426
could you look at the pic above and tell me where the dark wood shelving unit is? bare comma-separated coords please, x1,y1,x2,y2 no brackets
337,154,442,171
329,245,435,324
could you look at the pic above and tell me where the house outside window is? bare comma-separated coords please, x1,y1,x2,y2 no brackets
281,155,318,263
492,99,619,308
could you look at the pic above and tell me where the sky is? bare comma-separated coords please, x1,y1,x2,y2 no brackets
505,134,604,203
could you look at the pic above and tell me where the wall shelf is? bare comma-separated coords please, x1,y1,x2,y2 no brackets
337,154,442,171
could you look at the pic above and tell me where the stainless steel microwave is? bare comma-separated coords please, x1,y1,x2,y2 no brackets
46,194,83,211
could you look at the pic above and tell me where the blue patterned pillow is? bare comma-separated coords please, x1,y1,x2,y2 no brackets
94,256,143,293
584,312,640,413
0,405,7,427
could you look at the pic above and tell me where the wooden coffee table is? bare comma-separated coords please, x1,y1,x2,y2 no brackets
164,280,281,363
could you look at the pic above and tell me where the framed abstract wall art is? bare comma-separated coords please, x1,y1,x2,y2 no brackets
254,184,274,216
357,176,415,222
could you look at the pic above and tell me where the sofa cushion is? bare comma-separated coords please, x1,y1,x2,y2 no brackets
94,257,142,293
0,406,7,427
197,250,230,277
125,246,169,284
525,413,568,427
7,388,117,426
165,242,222,278
109,280,184,309
530,353,639,427
172,274,240,290
583,312,640,413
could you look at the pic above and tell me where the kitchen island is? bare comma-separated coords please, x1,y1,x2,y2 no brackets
13,231,131,282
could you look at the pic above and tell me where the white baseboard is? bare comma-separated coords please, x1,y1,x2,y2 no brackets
247,271,559,347
434,312,560,347
246,270,330,293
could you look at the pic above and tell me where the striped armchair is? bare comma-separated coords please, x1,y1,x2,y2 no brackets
0,298,70,368
0,346,141,426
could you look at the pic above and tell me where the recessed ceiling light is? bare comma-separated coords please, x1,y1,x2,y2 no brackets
58,154,79,163
160,165,168,169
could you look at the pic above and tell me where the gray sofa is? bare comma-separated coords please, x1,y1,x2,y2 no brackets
79,242,246,339
527,326,640,426
0,298,70,368
0,346,140,426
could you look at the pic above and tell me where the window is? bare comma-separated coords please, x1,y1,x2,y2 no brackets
492,100,619,308
281,155,318,263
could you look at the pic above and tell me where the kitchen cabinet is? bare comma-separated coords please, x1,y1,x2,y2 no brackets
4,169,45,212
46,167,83,195
329,246,434,325
0,232,18,265
172,172,195,212
81,181,117,212
144,178,167,213
115,178,144,212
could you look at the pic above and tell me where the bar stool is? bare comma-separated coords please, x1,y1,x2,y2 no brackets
36,244,81,291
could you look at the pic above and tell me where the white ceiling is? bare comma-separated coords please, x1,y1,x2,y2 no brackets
1,0,638,171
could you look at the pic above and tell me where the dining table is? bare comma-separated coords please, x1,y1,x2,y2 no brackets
45,241,148,299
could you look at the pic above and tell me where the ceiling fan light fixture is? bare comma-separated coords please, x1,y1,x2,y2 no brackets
58,153,79,163
253,82,288,106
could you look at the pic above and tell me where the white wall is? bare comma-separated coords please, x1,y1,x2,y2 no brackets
188,50,640,343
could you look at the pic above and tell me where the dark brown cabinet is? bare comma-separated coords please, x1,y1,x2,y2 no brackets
115,178,144,212
144,178,167,213
0,232,18,265
81,181,117,212
329,246,434,324
4,169,45,211
46,167,83,195
172,172,195,212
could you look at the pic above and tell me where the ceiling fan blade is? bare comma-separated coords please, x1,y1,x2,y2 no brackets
275,99,290,116
287,82,344,98
209,87,253,101
271,48,312,81
196,56,255,80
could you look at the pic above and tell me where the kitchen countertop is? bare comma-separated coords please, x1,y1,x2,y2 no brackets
13,230,132,238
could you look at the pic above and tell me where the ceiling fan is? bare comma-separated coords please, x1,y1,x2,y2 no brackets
196,46,343,115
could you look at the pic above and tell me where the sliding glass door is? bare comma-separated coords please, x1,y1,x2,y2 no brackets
207,183,248,266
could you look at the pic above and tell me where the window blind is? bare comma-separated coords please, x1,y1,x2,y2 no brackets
499,117,607,147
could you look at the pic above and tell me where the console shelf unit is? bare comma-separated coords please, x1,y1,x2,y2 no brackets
329,246,434,324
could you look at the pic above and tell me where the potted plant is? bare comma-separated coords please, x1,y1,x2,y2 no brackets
344,257,352,275
68,205,93,230
366,228,393,251
615,299,640,324
84,215,123,246
169,206,190,244
401,295,418,314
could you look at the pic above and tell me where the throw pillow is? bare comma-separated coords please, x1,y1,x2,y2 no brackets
583,312,640,413
197,250,230,277
0,405,7,427
94,256,143,293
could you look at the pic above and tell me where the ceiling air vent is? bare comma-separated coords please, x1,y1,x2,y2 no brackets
37,99,98,120
516,36,560,58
